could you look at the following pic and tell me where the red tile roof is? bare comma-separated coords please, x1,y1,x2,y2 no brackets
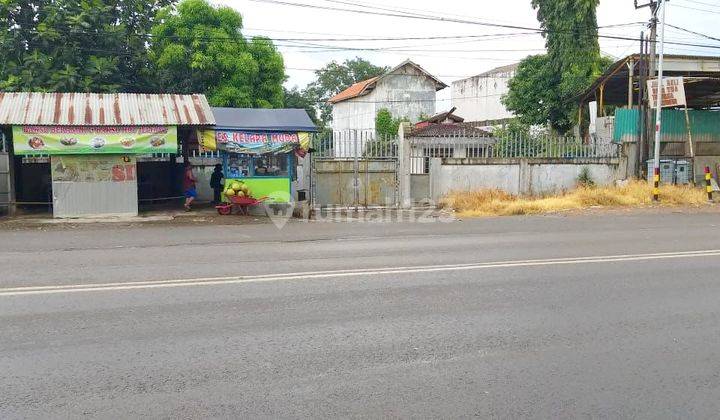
328,77,379,104
410,123,492,138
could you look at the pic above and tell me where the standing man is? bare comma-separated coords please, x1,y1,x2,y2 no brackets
210,163,224,205
183,162,197,211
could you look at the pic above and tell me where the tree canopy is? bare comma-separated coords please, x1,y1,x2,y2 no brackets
150,0,285,107
0,0,286,108
283,86,319,125
0,0,171,92
375,108,407,138
305,57,389,126
503,0,611,133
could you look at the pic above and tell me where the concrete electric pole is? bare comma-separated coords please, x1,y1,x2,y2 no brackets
635,0,666,198
651,0,667,201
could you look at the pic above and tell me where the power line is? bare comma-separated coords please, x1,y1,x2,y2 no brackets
665,24,720,42
248,0,720,50
676,0,720,8
285,67,517,79
671,3,720,14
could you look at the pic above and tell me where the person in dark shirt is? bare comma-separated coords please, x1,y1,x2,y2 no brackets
210,164,224,205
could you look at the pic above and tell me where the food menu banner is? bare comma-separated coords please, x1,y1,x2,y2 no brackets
51,155,137,183
13,125,178,155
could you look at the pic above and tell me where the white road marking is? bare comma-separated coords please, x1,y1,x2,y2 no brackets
2,249,720,297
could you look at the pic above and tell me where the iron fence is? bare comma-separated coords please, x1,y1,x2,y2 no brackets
407,132,620,174
312,130,398,159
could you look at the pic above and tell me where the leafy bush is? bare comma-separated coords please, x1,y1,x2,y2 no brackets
577,167,595,187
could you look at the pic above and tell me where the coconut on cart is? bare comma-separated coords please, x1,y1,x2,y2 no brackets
215,181,268,215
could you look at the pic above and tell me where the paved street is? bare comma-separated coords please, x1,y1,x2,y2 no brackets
3,212,720,418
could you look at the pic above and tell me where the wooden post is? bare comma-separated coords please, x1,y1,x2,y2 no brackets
599,83,605,116
684,106,694,159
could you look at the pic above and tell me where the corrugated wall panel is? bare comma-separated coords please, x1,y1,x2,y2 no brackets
614,108,720,143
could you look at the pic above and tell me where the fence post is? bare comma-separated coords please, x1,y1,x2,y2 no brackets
353,130,359,211
705,166,713,202
398,123,412,209
518,158,530,195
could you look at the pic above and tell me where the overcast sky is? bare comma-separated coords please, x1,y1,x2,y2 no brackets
218,0,717,104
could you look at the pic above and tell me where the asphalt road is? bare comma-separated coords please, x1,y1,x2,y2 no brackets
3,211,720,418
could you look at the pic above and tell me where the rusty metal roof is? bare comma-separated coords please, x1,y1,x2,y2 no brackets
0,92,215,126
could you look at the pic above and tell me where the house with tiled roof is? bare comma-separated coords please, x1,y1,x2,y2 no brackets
329,60,447,134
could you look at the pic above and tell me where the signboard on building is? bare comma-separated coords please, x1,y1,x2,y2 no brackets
51,155,138,218
51,155,136,183
198,129,310,154
647,77,687,108
13,126,177,155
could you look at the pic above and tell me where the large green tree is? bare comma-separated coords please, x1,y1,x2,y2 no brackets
0,0,171,92
503,0,610,133
149,0,285,107
305,57,388,126
283,86,318,125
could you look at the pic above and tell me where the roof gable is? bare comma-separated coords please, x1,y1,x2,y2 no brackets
328,60,447,104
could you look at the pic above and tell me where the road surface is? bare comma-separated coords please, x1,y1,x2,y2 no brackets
2,211,720,418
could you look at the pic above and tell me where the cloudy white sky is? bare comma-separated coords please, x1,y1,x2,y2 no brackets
218,0,717,104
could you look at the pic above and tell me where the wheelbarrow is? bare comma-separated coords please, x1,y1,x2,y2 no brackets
215,195,269,215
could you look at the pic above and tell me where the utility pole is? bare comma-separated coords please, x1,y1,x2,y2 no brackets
635,0,659,75
634,0,661,179
651,0,667,201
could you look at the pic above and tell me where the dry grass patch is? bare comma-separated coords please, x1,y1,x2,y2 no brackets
441,181,709,217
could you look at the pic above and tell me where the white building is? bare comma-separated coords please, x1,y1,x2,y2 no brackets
329,60,447,135
451,63,518,123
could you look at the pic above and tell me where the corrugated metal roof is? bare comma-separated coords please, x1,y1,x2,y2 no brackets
0,92,215,126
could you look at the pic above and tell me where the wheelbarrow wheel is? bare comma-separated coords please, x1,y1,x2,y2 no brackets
217,205,232,216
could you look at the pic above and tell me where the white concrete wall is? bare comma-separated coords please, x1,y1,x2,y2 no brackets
528,164,617,195
430,160,521,200
331,64,440,133
373,66,437,122
331,99,376,132
430,160,619,201
451,69,515,122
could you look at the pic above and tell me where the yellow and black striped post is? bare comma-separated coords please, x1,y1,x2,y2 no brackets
653,167,660,202
705,166,713,202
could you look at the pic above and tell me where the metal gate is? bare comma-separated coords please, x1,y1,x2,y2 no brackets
310,130,399,209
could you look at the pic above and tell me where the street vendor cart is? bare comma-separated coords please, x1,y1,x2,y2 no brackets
198,108,316,215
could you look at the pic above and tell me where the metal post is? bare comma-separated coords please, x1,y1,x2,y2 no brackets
637,32,646,178
353,130,359,211
627,59,635,109
652,0,666,202
705,166,713,202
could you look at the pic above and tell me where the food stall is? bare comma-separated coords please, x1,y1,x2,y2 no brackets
2,92,214,218
13,125,178,217
199,108,317,211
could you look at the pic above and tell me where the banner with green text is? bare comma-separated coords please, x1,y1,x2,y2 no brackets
13,125,177,155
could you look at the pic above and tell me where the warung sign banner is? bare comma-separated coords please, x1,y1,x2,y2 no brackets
13,126,178,155
647,77,687,108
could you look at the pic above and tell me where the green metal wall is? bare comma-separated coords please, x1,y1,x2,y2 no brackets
613,109,720,143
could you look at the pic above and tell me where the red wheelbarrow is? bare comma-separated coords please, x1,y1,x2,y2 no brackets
215,195,269,215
